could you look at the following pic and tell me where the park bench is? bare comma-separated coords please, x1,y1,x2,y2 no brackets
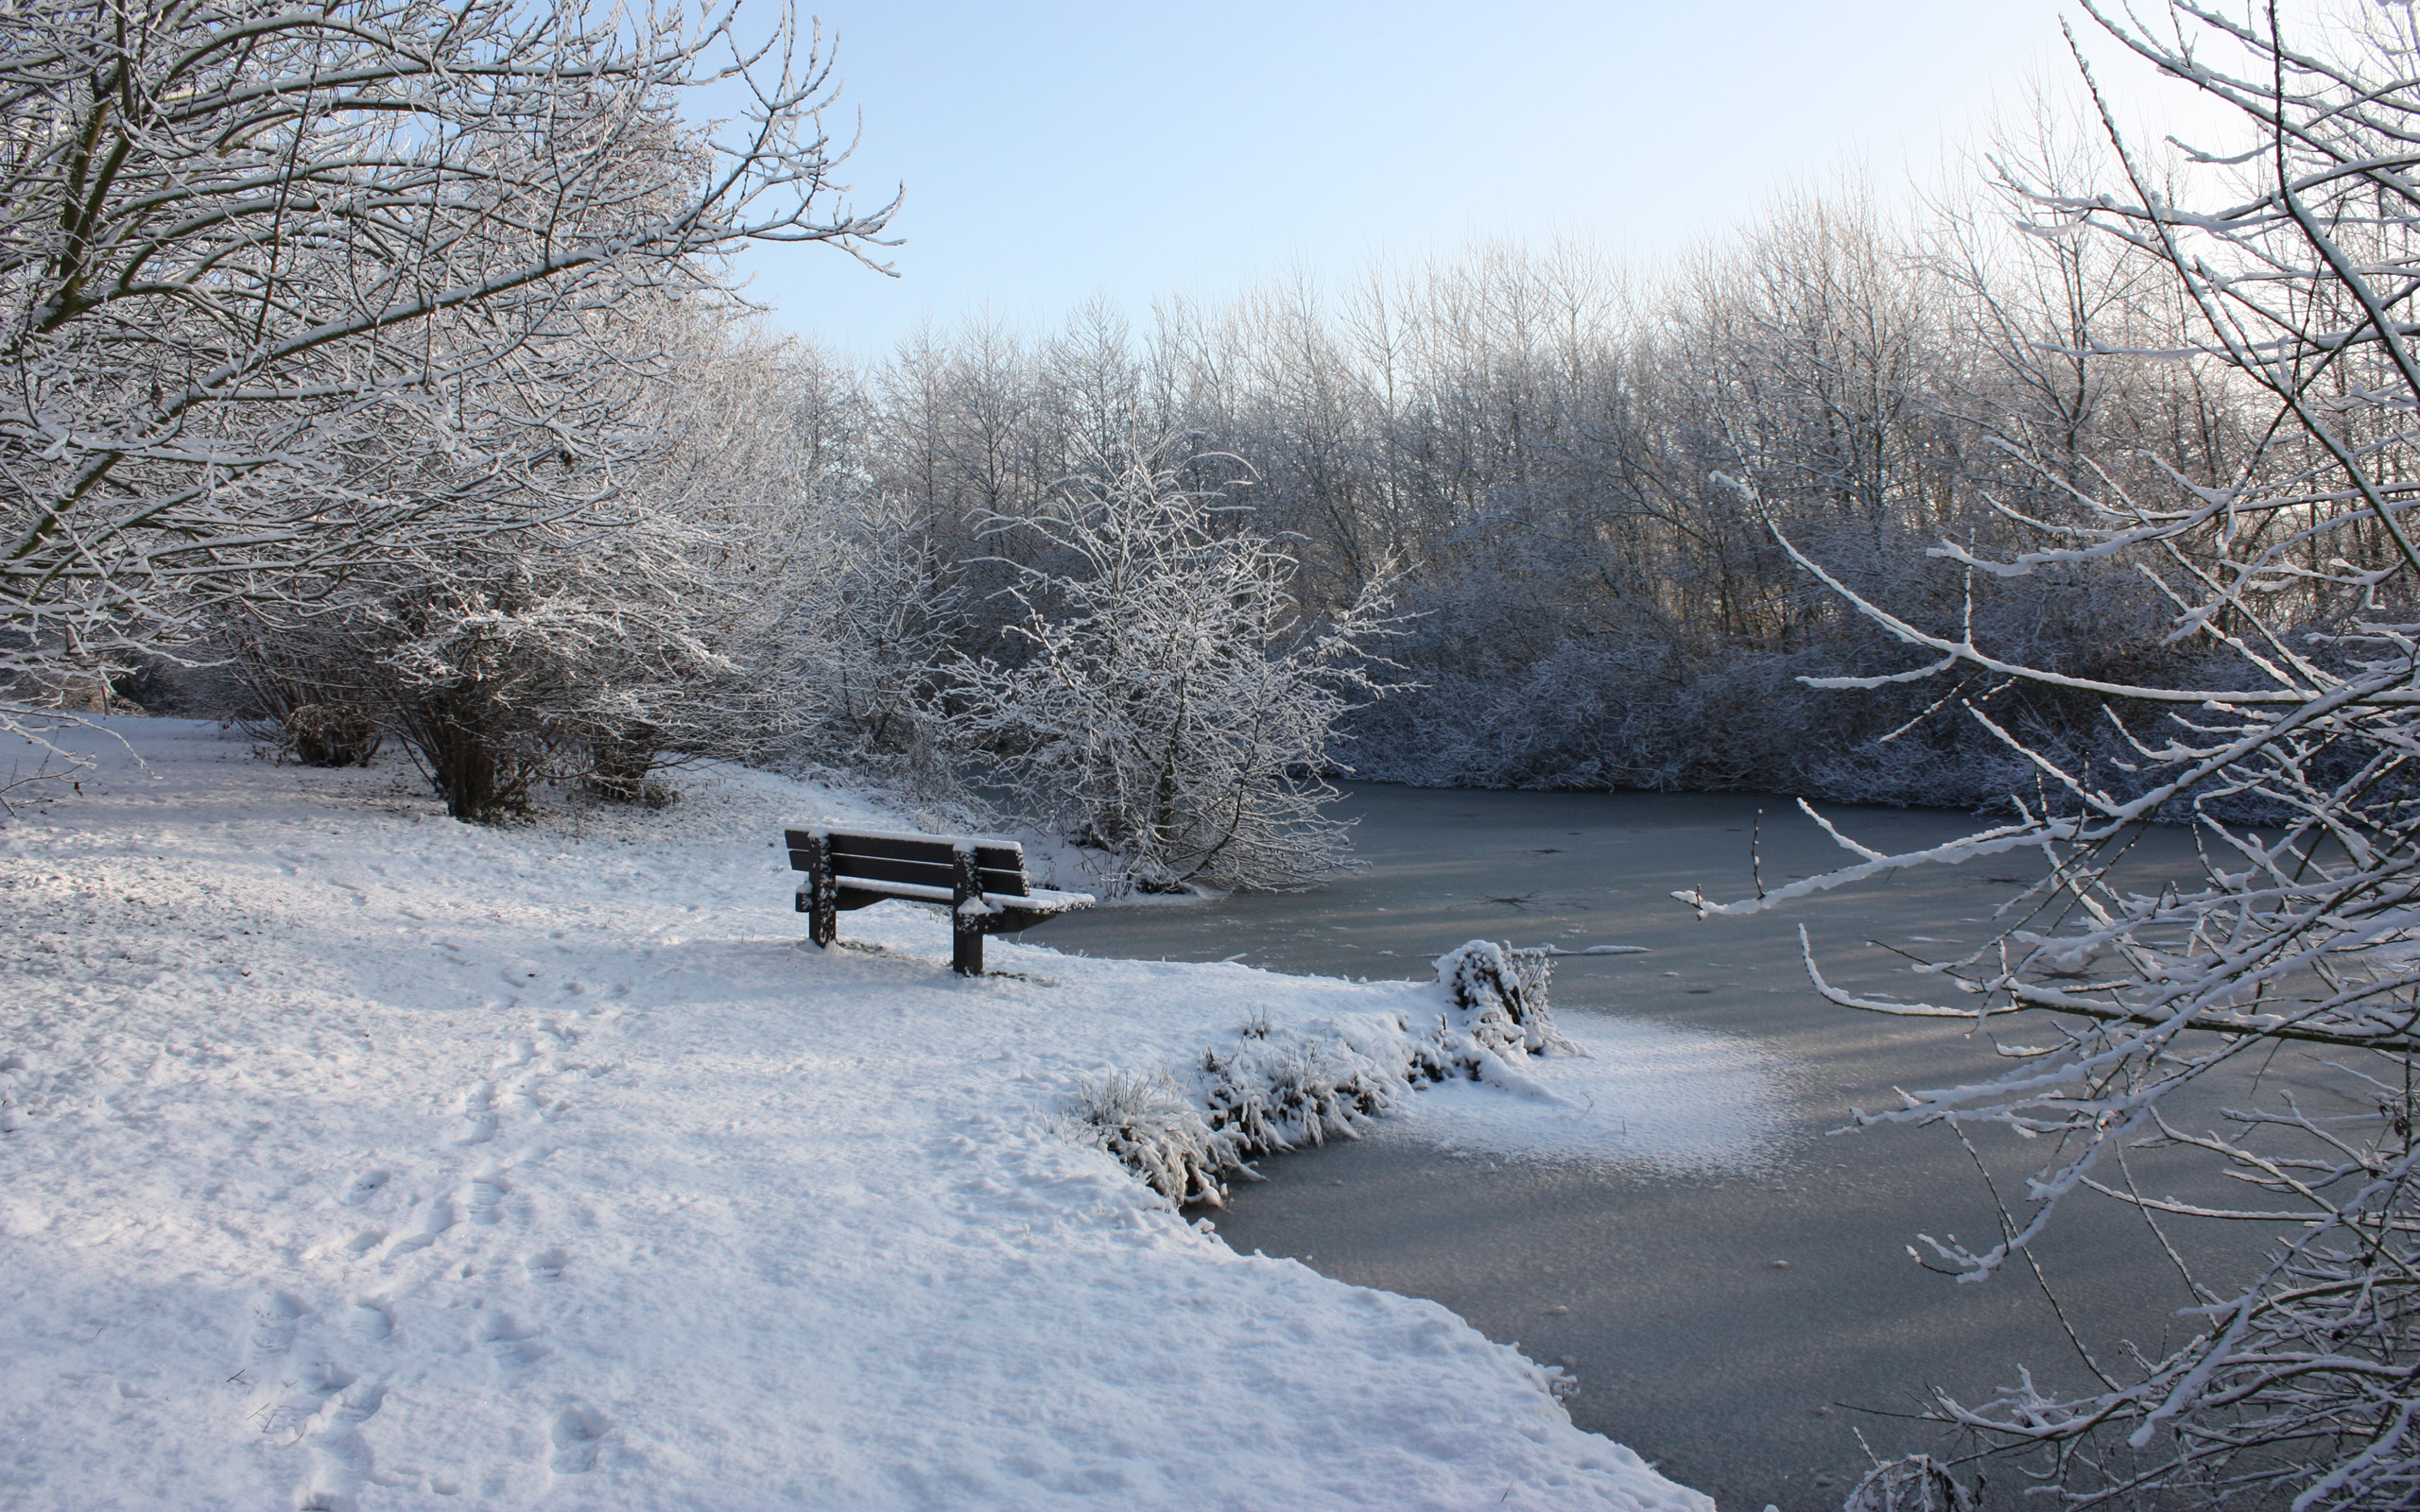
785,825,1095,976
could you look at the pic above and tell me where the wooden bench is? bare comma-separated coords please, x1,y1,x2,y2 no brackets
785,826,1095,976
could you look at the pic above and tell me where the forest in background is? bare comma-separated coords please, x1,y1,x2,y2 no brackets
673,109,2325,823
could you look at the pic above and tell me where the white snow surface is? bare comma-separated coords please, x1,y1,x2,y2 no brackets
1377,1012,1797,1173
0,721,1709,1512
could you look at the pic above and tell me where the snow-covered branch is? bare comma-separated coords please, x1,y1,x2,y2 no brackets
1682,7,2420,1503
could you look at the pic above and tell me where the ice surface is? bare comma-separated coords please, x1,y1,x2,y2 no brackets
0,720,1708,1512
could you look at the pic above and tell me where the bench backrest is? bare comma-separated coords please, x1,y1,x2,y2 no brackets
786,826,1030,898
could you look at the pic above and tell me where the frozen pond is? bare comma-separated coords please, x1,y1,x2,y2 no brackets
1028,785,2317,1511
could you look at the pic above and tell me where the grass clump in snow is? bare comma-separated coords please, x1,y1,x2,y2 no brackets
1063,1071,1242,1208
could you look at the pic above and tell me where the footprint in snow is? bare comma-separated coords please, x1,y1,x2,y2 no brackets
330,1379,386,1424
249,1291,307,1358
548,1404,612,1474
524,1248,569,1283
296,1379,387,1512
254,1372,352,1453
381,1200,455,1260
452,1083,496,1145
477,1313,547,1371
463,1173,510,1227
503,1084,549,1119
345,1300,393,1344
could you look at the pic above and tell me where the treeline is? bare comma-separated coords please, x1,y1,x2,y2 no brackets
774,163,2296,811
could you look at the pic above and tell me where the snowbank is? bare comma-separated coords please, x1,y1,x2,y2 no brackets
0,721,1709,1512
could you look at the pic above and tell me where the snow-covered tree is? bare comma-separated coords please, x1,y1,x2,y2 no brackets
769,487,968,788
220,298,889,818
0,0,892,753
953,453,1400,894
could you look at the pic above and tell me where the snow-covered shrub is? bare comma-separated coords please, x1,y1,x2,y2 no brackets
1201,1028,1403,1161
215,307,837,823
1089,1022,1404,1209
1434,940,1573,1060
582,725,674,806
211,497,742,822
1071,942,1580,1206
754,486,970,798
952,453,1401,895
282,706,381,770
373,523,738,821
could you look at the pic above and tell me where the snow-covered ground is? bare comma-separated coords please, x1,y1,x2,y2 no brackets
0,721,1711,1512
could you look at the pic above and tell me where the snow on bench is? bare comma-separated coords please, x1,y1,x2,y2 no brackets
784,825,1095,976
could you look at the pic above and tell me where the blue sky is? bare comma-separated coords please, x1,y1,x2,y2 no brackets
725,2,2238,356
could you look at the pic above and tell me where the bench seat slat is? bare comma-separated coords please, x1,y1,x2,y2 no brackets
791,823,1023,850
826,853,1028,894
829,833,1024,872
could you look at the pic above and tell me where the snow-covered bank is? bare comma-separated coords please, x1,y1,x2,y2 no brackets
0,722,1708,1512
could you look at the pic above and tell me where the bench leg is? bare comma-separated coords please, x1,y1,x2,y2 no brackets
799,834,838,949
951,846,985,976
811,876,838,950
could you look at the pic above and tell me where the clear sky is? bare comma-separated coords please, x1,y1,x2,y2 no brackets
725,2,2247,357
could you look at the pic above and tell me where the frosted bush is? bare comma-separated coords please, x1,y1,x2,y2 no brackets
1069,941,1580,1206
951,453,1401,895
1434,939,1575,1060
281,706,381,770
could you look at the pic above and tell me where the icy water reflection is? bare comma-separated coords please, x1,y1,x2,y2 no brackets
1028,786,2318,1511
